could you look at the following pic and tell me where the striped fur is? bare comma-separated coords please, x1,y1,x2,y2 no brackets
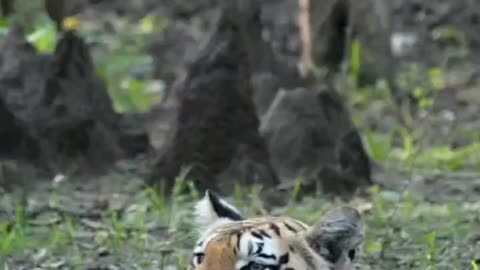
190,191,364,270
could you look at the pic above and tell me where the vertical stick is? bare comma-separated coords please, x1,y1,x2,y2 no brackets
298,0,312,77
1,0,13,17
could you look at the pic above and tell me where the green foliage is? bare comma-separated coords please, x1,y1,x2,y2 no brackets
2,11,169,114
432,26,466,45
0,18,10,37
365,186,478,269
355,58,480,173
95,51,158,111
89,14,170,113
365,126,480,171
26,16,57,53
1,224,19,257
2,169,479,269
350,39,362,86
415,143,480,171
291,177,304,202
428,68,446,90
364,130,394,163
0,14,58,53
95,50,162,113
425,231,437,263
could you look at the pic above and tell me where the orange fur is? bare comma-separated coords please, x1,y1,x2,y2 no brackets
196,238,236,270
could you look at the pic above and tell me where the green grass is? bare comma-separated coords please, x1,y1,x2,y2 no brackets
1,176,479,269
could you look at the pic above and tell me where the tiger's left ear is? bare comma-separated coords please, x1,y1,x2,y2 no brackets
194,190,244,230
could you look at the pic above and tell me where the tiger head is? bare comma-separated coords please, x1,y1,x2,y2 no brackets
189,190,365,270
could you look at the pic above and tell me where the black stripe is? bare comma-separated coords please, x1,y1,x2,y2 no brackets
270,223,281,236
251,231,263,239
255,242,264,254
283,222,298,233
258,229,272,238
279,253,290,264
236,232,242,250
257,253,276,260
208,190,244,221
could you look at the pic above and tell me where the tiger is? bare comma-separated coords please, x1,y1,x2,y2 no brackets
189,190,365,270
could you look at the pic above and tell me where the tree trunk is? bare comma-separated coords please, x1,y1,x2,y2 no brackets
299,0,397,91
0,0,13,17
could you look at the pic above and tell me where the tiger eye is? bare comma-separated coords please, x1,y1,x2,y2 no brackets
195,254,204,264
250,262,265,270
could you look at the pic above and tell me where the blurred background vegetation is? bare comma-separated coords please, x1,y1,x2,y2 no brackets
5,0,479,172
2,0,169,113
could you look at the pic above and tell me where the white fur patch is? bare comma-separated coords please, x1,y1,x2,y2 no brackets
194,190,242,232
194,193,218,230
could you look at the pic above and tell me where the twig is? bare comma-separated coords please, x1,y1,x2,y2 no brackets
29,205,104,220
4,205,105,228
298,0,312,77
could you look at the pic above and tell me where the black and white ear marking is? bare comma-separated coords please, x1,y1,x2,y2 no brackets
305,207,365,264
194,190,243,230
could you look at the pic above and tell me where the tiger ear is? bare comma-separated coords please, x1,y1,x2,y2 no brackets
305,207,365,264
194,190,243,230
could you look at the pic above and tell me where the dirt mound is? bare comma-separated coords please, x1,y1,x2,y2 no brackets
146,0,372,195
145,0,304,96
0,24,150,174
260,87,371,194
146,1,279,194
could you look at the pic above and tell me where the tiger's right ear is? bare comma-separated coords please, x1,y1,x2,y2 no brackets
194,190,244,230
305,207,364,264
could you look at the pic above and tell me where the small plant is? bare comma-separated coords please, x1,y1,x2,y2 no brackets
109,211,127,249
49,225,72,252
144,186,170,222
0,18,10,37
368,185,388,226
364,129,394,163
234,183,245,210
26,15,58,53
349,39,362,87
290,177,304,203
425,231,437,264
1,227,17,257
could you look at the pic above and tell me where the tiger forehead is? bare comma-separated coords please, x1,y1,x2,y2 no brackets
206,216,309,238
